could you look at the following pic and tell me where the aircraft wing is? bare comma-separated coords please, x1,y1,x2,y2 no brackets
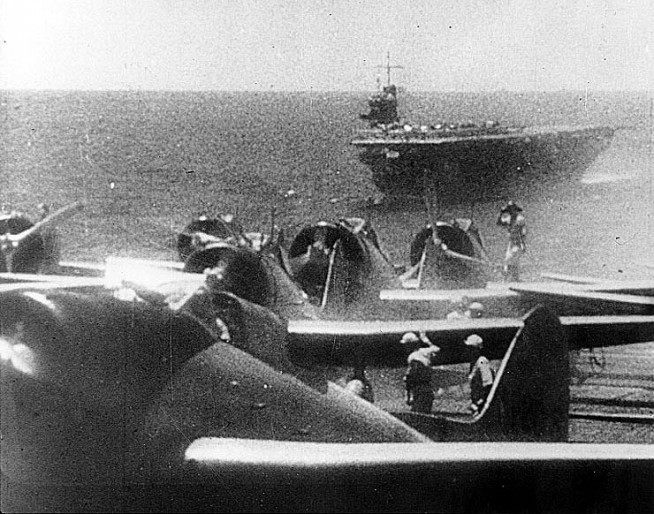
510,282,654,312
0,257,201,303
0,280,106,293
57,257,184,276
182,438,654,512
540,272,613,285
0,273,107,292
540,273,654,294
286,314,654,367
561,315,654,349
187,437,654,466
379,285,519,302
0,271,103,283
383,274,654,306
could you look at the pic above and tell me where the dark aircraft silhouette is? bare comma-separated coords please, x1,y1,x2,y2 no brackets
229,215,496,320
0,212,45,273
401,218,492,290
0,202,82,274
3,209,654,512
0,202,84,273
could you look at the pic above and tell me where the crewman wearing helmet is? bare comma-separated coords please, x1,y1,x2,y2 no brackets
401,332,441,414
497,200,526,281
465,302,485,319
344,365,374,403
465,334,494,414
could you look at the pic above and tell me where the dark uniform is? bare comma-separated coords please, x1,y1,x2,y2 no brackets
404,348,439,413
344,367,374,403
401,333,441,414
497,201,526,281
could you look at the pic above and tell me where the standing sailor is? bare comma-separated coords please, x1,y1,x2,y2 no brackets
497,201,526,281
344,365,375,403
465,334,494,414
446,296,470,320
401,332,441,414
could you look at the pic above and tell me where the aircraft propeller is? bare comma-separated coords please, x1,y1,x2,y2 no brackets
0,201,84,273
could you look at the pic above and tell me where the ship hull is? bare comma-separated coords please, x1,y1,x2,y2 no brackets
353,126,616,198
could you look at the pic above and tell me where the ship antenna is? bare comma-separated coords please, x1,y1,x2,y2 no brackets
376,51,403,86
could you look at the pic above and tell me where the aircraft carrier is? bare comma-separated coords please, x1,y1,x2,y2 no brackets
351,63,618,198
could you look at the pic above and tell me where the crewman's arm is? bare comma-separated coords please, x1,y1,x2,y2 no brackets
468,361,479,381
420,331,439,349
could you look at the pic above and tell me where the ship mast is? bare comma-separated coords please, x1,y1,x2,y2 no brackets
376,51,403,87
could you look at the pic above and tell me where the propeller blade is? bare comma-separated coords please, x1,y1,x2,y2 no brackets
6,201,84,244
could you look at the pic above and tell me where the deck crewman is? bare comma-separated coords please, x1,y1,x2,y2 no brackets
497,200,526,281
465,334,494,414
465,301,485,319
401,332,441,414
446,296,471,320
344,365,375,403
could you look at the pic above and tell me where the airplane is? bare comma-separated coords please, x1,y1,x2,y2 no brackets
3,263,654,512
305,215,654,319
172,211,654,324
77,206,510,320
5,204,652,328
3,208,654,511
241,214,505,321
400,217,492,290
4,204,653,323
0,201,84,273
157,211,654,392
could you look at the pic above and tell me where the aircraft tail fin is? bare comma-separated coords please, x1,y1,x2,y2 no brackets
478,305,570,441
395,305,569,442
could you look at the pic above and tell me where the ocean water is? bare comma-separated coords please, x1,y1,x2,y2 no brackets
1,89,652,282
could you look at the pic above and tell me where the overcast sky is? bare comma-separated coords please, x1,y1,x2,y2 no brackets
1,0,652,91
